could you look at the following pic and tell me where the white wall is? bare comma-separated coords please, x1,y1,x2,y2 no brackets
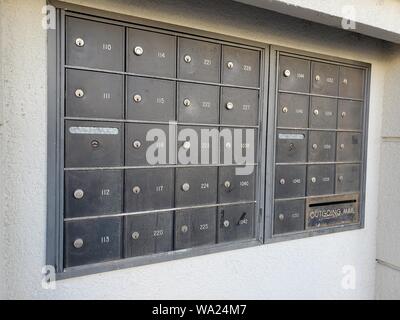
0,0,389,299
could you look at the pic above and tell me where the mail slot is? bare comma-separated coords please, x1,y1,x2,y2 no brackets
64,217,122,268
65,120,123,168
124,168,174,212
124,212,173,258
177,82,219,124
276,130,307,163
175,208,217,250
125,123,174,166
220,87,259,126
222,46,260,87
274,199,305,235
307,164,335,196
308,131,336,162
175,167,218,207
311,62,339,96
65,170,123,218
306,193,360,229
218,166,256,203
218,204,255,243
275,165,306,199
309,97,337,129
66,17,124,71
336,164,361,194
277,93,309,128
127,28,176,77
66,69,124,119
337,100,363,130
339,66,365,99
126,76,176,122
336,132,362,162
278,56,310,93
178,37,221,83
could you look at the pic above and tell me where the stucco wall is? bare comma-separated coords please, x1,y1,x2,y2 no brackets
0,0,389,299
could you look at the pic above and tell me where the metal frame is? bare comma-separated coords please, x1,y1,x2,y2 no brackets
264,45,371,243
47,1,269,279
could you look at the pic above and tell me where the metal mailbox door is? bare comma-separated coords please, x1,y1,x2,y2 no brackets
175,167,218,207
220,87,259,126
218,166,256,203
177,83,219,124
278,56,310,93
277,93,309,128
66,17,124,71
275,165,306,199
307,164,335,196
178,37,221,83
273,199,305,235
311,62,339,96
276,130,307,163
222,46,260,87
126,77,176,122
65,120,123,168
65,170,123,218
218,204,255,242
66,69,124,119
339,66,365,99
124,212,173,257
220,127,258,165
336,132,362,162
309,97,338,129
124,168,174,212
336,164,361,193
308,131,336,162
175,208,217,250
64,217,122,268
125,123,174,166
337,100,363,130
127,28,176,77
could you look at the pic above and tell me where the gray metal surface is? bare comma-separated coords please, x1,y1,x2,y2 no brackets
218,166,256,203
273,199,305,235
311,62,339,96
308,131,336,162
309,96,337,129
335,164,361,193
277,93,309,128
278,56,310,93
275,165,306,199
276,129,308,163
337,100,363,130
339,66,365,100
218,204,255,242
306,164,335,196
336,132,362,162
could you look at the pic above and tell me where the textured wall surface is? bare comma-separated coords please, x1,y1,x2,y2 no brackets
376,48,400,300
0,0,389,299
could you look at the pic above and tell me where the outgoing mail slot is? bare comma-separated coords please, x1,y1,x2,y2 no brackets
178,38,221,83
64,217,122,268
177,126,219,165
220,127,258,165
66,69,124,119
339,66,365,99
218,204,255,243
336,132,362,162
127,28,176,77
220,87,259,126
65,120,123,168
278,56,310,93
125,123,174,166
273,199,305,235
309,97,337,129
66,17,124,71
177,83,219,124
124,168,174,212
337,100,363,130
124,212,173,258
175,167,218,207
336,164,361,194
65,170,123,218
277,93,309,128
276,130,307,163
175,208,217,250
311,62,339,96
275,165,306,199
308,131,336,162
218,166,256,203
306,193,360,229
222,46,260,87
126,77,176,122
307,164,335,196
